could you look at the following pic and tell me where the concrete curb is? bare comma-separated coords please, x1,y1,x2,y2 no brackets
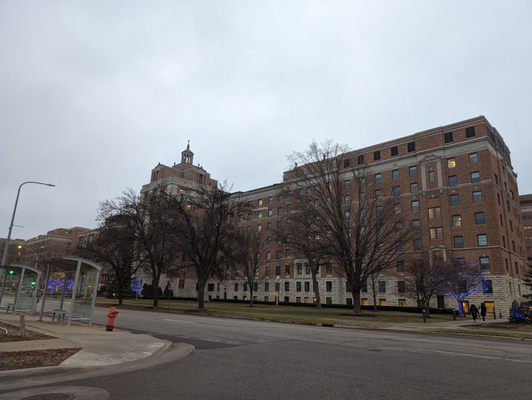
0,342,194,393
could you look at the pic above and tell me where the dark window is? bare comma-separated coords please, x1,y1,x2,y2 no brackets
392,169,400,180
470,171,481,183
410,183,418,194
391,146,399,156
444,132,454,143
284,282,290,291
275,265,281,275
264,282,270,292
413,239,422,250
296,282,302,292
412,219,421,231
396,260,405,272
448,175,458,187
407,142,415,152
326,281,332,292
357,155,364,165
343,158,351,168
469,153,478,164
475,212,486,225
450,194,459,206
375,173,382,184
304,281,310,291
234,283,239,291
374,150,381,161
393,185,401,196
479,256,490,270
482,279,493,294
243,283,248,291
466,126,476,138
397,281,406,293
472,191,482,203
453,236,464,248
477,234,488,247
411,200,419,212
409,166,417,176
285,265,290,275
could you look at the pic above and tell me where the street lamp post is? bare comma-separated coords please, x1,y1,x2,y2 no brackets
1,181,55,267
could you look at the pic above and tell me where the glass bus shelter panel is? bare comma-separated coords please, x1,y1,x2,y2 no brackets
42,271,73,314
16,272,39,313
0,268,21,308
71,264,98,321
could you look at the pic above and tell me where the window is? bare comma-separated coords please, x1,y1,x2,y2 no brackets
284,282,290,291
258,199,263,207
469,153,478,164
412,219,421,231
374,150,381,161
430,227,443,240
444,132,454,143
378,281,386,293
482,279,493,294
296,282,302,292
343,158,351,168
411,200,419,212
392,169,400,180
410,182,418,194
479,256,490,270
275,265,281,275
376,206,383,216
477,234,488,247
452,215,462,227
264,282,270,292
397,281,406,293
278,194,283,203
470,171,481,184
268,196,272,204
344,195,351,204
375,173,382,184
344,211,351,220
395,204,402,214
474,212,486,225
304,281,310,292
343,179,350,190
428,171,435,183
357,155,364,165
398,299,407,307
391,146,399,156
494,174,499,185
326,281,332,292
268,209,273,218
408,165,417,176
428,207,441,219
234,283,239,291
466,126,476,138
472,191,482,203
450,194,459,206
448,175,458,187
395,222,403,233
285,265,290,275
453,236,464,248
277,207,284,216
244,283,248,292
413,239,422,250
407,142,415,152
447,158,456,169
396,260,405,272
393,185,401,196
266,251,271,260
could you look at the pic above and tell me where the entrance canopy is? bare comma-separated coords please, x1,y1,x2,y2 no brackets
0,257,102,325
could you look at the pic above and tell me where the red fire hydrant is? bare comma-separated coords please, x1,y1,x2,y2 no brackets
106,306,119,332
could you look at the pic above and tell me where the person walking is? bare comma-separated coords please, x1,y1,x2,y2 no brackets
480,302,487,322
470,304,479,323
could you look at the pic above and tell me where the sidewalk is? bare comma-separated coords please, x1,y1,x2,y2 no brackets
0,313,194,392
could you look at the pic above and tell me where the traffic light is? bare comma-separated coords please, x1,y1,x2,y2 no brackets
31,279,36,286
8,269,14,275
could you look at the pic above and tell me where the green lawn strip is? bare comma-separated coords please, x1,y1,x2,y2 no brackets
96,297,451,328
426,327,532,341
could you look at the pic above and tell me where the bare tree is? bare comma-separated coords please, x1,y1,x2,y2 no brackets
169,184,245,310
100,188,180,308
436,258,483,317
231,228,263,306
78,213,139,305
288,141,413,313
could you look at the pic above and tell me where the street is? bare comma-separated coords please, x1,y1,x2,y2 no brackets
48,307,531,399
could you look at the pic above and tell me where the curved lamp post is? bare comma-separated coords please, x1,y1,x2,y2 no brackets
1,181,55,267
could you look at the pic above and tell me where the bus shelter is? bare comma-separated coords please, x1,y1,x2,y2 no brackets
36,257,102,325
0,264,42,313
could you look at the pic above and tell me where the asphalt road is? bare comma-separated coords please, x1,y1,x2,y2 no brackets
42,308,532,399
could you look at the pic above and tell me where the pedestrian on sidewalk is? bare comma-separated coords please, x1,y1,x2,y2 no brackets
480,302,487,322
470,304,479,323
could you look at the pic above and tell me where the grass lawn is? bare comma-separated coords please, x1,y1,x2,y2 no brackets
96,297,453,328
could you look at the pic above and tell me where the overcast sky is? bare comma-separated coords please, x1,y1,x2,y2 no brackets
1,1,531,240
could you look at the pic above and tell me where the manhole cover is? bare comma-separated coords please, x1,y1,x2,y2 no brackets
21,395,74,400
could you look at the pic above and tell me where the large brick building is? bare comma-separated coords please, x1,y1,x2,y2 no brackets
144,116,530,315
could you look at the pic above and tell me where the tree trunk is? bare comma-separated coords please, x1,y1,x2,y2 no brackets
351,280,361,314
249,287,254,306
311,266,321,308
152,275,160,308
371,275,377,311
197,283,205,310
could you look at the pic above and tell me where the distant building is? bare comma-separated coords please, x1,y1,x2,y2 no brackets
520,194,532,267
23,227,90,262
143,116,530,315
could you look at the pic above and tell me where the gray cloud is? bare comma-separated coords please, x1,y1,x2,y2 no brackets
1,0,531,239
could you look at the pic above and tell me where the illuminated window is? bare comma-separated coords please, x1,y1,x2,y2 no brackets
428,207,441,219
447,158,456,168
430,227,443,240
452,215,462,227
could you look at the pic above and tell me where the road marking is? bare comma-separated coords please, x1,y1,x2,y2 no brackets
434,350,500,360
163,318,195,324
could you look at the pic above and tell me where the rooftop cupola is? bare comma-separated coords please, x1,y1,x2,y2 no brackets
181,140,194,165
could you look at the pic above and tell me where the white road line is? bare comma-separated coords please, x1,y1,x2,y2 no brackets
163,318,196,324
434,350,500,360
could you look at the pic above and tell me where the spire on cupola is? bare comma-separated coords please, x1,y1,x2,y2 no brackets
181,140,194,165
